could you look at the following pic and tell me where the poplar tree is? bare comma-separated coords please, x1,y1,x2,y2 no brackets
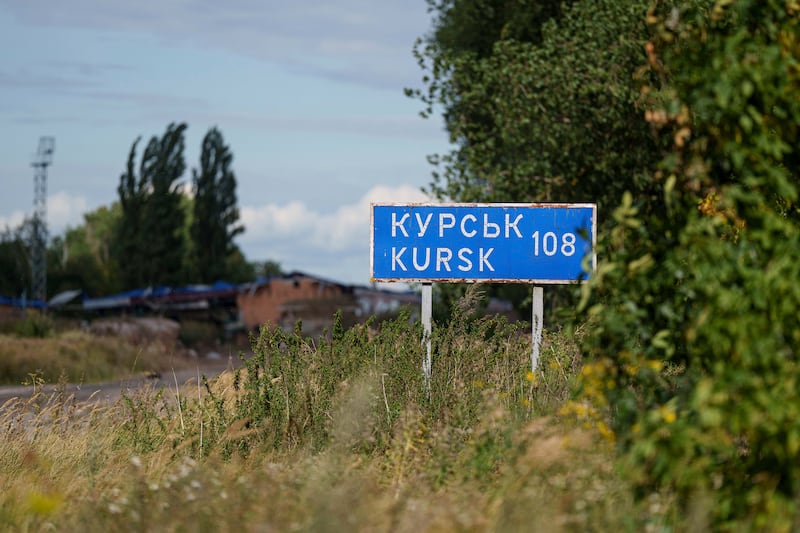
116,122,188,288
116,137,147,288
142,122,188,286
191,127,244,283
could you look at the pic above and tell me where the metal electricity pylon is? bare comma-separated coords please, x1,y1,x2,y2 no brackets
31,136,55,304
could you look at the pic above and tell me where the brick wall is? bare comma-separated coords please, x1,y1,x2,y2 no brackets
236,275,347,331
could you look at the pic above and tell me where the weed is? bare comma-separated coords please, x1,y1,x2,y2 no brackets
15,314,54,338
0,300,675,531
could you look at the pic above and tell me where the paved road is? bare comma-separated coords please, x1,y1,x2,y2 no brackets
0,359,238,405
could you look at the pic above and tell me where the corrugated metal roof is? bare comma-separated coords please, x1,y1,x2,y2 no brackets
48,289,83,307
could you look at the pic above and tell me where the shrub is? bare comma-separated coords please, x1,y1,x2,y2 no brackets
15,313,54,338
579,0,800,528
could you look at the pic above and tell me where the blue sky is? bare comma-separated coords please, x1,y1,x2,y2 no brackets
0,0,450,286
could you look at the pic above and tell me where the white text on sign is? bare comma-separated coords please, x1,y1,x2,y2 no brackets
371,203,596,283
391,212,524,239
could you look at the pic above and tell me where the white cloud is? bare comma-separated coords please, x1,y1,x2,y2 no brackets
48,191,89,234
241,183,428,251
319,183,431,251
0,210,26,232
238,183,429,283
0,191,86,236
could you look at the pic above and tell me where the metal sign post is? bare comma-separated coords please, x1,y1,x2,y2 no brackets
370,203,596,384
531,286,544,372
421,282,433,394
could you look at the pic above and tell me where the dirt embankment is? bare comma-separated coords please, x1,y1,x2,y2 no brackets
89,317,182,349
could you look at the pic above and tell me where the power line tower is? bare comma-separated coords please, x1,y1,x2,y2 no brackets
31,136,55,304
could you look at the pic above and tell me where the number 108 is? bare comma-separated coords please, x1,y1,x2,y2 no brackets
532,231,577,257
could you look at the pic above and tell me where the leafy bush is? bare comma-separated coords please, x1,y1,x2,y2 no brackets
579,0,800,528
15,313,54,338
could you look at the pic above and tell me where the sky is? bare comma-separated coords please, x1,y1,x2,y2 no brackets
0,0,451,287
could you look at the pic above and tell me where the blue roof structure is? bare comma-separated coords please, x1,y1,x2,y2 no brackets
0,295,46,309
82,281,241,311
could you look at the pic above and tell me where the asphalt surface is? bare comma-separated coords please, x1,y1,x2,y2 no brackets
0,358,238,405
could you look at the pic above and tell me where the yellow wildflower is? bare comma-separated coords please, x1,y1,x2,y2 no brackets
659,405,677,424
597,421,616,443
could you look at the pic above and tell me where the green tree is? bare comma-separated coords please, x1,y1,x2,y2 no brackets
141,122,189,286
412,0,664,319
579,0,800,528
116,137,148,288
48,205,122,297
223,246,256,283
251,259,283,278
427,0,568,58
0,222,32,298
190,127,244,283
412,0,660,212
47,237,103,298
115,122,189,288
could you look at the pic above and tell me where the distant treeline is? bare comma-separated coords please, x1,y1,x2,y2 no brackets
0,124,282,299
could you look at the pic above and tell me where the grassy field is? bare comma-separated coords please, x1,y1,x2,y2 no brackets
0,305,678,532
0,330,179,387
0,315,232,387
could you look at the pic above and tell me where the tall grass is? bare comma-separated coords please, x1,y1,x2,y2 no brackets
0,330,182,386
0,294,663,532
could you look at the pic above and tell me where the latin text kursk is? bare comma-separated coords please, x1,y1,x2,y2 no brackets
389,212,523,273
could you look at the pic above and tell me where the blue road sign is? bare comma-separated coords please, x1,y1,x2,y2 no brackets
370,203,596,284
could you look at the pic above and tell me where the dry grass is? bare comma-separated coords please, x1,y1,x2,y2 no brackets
0,311,665,531
0,330,196,386
0,387,632,532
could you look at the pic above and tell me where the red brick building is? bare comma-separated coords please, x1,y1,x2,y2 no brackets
236,272,354,332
